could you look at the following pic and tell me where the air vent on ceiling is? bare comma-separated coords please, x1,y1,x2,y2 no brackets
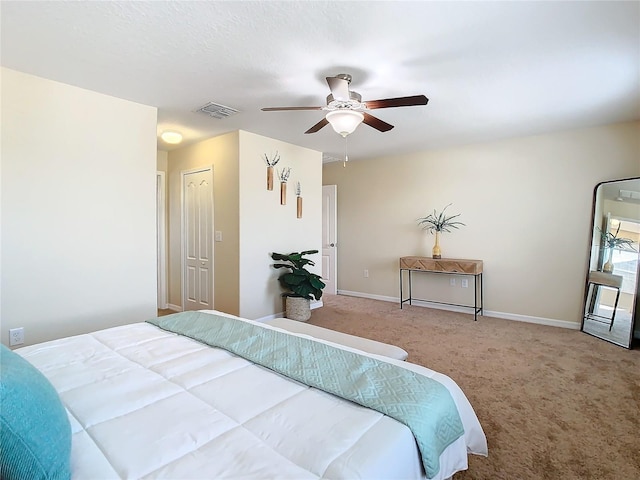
619,189,640,200
322,153,341,163
195,102,239,119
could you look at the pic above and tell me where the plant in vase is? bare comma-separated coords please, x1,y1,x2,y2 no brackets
271,250,325,321
263,151,280,190
598,224,636,273
417,204,465,259
295,181,302,218
277,167,291,204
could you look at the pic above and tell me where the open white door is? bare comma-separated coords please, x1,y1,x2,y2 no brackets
181,167,214,311
322,185,337,295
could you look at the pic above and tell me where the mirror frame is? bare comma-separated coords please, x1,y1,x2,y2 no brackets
581,176,640,349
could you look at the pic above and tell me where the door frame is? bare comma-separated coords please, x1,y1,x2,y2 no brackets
156,171,167,309
180,166,214,311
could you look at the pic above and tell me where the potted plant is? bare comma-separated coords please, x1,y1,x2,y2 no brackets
598,224,636,273
271,250,325,321
417,204,465,259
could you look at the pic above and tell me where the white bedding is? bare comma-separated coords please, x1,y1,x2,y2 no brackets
16,311,487,479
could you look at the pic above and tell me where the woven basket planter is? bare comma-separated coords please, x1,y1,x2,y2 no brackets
285,296,311,322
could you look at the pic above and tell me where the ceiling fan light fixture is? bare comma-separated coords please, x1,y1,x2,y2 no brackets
326,110,364,137
161,131,183,144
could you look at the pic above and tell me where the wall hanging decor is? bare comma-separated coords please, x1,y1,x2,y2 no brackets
278,167,291,205
263,152,280,190
417,204,465,259
296,182,303,218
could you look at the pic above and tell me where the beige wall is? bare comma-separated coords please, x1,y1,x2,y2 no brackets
602,197,640,222
166,130,322,319
166,132,241,314
323,121,640,325
1,67,158,346
238,131,323,319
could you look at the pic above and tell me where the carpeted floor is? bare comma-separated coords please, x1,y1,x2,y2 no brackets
307,294,640,480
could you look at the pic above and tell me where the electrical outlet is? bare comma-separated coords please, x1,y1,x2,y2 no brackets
363,269,369,278
9,328,24,346
450,278,456,287
461,278,469,288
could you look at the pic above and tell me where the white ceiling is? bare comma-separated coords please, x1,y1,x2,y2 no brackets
2,1,639,162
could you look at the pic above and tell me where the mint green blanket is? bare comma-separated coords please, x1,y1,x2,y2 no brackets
147,311,464,478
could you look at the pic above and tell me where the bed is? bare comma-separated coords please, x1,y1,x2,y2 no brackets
2,309,487,480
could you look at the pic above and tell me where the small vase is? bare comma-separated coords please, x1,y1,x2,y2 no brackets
267,166,274,190
297,196,302,218
280,181,286,205
432,231,442,259
603,247,614,273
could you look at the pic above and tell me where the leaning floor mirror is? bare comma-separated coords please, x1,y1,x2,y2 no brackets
582,177,640,349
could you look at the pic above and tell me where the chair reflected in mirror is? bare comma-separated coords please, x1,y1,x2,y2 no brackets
584,271,623,331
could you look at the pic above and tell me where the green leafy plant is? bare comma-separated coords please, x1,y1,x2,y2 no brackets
271,250,325,300
598,224,636,251
417,203,465,233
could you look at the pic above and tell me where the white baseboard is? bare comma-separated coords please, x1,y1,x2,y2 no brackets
337,290,580,330
338,290,397,304
166,304,183,312
254,312,284,323
254,300,323,323
483,309,580,330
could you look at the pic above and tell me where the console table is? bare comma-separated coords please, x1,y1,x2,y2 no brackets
399,256,484,320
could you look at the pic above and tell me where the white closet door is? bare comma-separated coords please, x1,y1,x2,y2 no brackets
183,168,214,311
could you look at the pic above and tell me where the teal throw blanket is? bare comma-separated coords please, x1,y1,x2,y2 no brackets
147,312,464,478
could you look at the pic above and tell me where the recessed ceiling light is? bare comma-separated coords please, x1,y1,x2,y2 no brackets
161,131,183,144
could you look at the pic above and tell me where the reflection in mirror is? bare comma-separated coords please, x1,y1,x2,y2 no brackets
582,177,640,348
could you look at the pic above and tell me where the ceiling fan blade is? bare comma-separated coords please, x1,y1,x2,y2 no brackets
362,112,394,132
364,95,429,109
304,118,329,134
326,76,351,101
261,106,323,111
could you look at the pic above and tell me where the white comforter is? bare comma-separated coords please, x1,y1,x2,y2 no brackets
16,312,487,479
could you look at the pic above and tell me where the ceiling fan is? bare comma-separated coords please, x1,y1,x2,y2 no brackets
261,74,429,137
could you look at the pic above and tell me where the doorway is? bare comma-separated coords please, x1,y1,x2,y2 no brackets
156,171,167,309
181,167,214,311
322,185,337,295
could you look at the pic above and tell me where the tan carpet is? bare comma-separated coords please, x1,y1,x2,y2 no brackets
307,294,640,480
